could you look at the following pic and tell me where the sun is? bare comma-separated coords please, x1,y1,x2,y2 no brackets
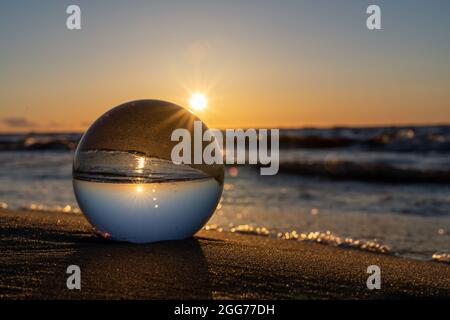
189,93,207,111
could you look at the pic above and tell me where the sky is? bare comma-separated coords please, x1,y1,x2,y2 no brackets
0,0,449,132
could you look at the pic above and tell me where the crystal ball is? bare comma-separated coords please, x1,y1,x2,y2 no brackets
73,100,224,243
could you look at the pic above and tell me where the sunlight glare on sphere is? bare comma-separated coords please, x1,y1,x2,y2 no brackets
189,93,207,111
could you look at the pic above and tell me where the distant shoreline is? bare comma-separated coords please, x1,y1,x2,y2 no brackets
1,209,449,299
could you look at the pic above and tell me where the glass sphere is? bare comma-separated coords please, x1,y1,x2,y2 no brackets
73,100,224,243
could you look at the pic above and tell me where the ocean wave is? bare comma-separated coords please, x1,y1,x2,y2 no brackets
279,125,450,153
277,160,450,183
0,133,80,151
431,252,450,264
1,125,449,153
203,223,390,254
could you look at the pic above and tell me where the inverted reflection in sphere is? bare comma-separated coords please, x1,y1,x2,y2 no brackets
73,100,224,243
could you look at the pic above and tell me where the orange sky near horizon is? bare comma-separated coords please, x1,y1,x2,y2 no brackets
1,1,449,132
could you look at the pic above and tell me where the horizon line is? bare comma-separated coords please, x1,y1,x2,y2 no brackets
1,122,450,135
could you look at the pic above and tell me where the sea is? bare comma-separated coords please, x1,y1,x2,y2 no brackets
0,125,449,262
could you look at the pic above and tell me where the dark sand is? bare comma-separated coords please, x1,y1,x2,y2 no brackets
1,209,449,299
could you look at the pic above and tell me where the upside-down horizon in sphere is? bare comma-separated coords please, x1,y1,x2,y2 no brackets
72,100,224,243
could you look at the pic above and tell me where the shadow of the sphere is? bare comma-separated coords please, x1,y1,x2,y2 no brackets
61,237,212,299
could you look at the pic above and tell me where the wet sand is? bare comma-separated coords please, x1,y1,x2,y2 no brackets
0,209,449,299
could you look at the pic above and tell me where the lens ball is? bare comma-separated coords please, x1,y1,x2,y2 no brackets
73,100,224,243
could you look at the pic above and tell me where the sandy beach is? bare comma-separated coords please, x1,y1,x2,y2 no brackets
0,208,449,299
